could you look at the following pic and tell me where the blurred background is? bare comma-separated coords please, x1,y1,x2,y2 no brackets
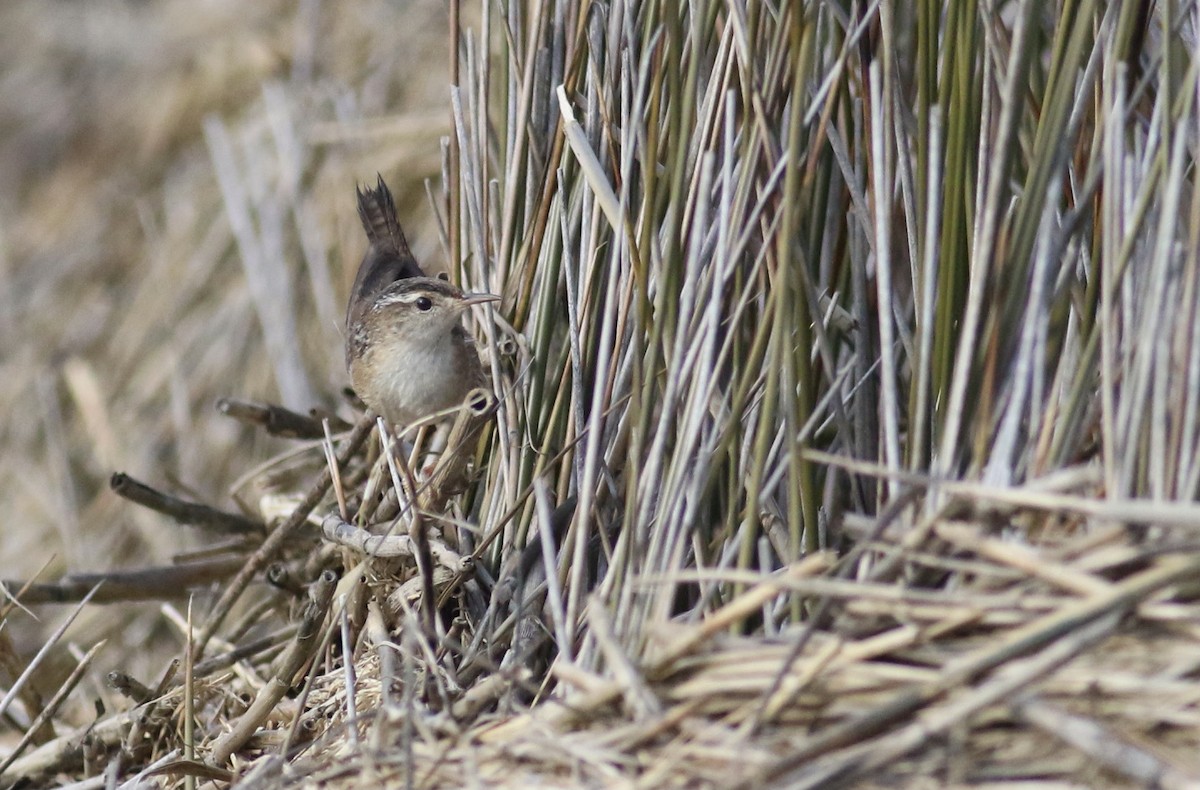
0,0,453,677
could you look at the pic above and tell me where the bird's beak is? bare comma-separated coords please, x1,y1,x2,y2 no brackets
462,292,501,306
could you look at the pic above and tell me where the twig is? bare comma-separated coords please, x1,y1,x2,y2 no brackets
586,595,660,720
380,423,438,638
806,449,1200,528
184,598,195,790
151,659,180,698
195,414,373,656
321,514,468,571
216,397,350,439
417,387,495,513
192,625,299,676
279,603,343,761
0,585,101,722
209,570,337,765
4,557,245,605
110,473,264,536
338,607,360,750
0,703,150,784
106,671,153,704
0,640,105,775
1017,696,1200,788
0,555,55,618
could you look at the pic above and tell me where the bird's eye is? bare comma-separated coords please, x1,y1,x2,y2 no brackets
415,296,433,311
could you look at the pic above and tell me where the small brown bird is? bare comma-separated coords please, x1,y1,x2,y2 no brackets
345,176,497,430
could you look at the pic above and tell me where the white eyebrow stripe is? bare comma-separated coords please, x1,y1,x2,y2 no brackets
378,291,430,306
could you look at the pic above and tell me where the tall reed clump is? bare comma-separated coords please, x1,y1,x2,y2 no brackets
453,0,1198,662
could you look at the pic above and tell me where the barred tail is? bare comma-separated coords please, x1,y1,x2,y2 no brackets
355,174,413,259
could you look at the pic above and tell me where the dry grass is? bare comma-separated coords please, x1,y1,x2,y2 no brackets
2,0,1200,788
0,0,451,675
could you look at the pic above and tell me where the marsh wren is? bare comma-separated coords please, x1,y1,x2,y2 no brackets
345,176,497,430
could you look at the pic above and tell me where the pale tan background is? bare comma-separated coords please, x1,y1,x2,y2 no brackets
0,0,455,677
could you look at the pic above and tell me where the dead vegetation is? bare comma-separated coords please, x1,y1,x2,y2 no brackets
3,1,1200,788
